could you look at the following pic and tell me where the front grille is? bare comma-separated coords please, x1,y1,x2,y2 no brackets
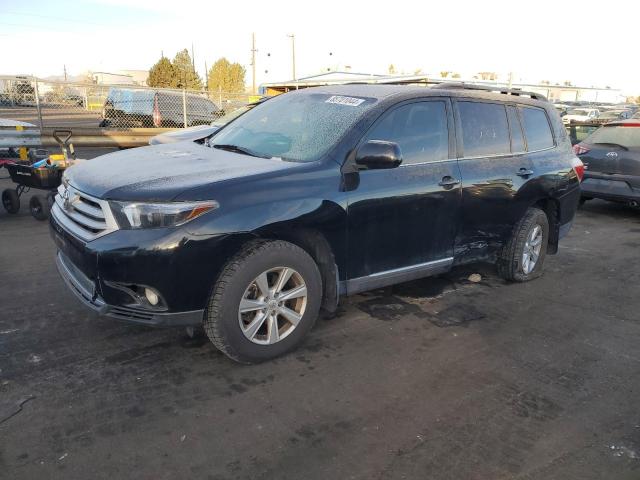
52,183,119,242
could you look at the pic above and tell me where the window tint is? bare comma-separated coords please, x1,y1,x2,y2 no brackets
521,107,554,151
506,106,525,153
365,101,449,164
458,102,510,157
586,125,640,148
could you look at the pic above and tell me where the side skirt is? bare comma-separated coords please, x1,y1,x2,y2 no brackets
340,257,454,296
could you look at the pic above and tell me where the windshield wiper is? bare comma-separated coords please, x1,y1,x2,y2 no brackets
592,142,629,151
213,144,272,159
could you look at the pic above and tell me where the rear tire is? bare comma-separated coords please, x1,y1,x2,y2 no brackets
2,189,20,214
204,240,322,363
29,195,50,221
497,207,549,282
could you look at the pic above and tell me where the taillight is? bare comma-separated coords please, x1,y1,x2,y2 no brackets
572,143,590,155
571,157,585,182
152,95,161,127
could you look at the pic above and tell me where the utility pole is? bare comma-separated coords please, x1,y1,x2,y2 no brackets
251,32,257,95
204,60,208,92
63,64,67,82
191,43,195,71
508,71,513,89
287,34,296,81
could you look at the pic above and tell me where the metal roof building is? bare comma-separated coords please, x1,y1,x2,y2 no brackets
260,72,624,103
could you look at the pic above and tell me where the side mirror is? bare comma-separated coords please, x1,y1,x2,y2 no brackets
355,140,403,170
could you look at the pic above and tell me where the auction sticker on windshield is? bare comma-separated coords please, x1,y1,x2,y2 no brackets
325,95,366,107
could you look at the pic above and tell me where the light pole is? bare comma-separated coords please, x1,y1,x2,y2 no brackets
251,32,257,95
287,34,296,81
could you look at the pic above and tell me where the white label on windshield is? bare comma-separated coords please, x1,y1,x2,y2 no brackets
325,95,365,107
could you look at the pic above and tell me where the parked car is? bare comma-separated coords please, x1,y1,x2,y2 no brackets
553,103,569,117
595,109,633,123
574,119,640,206
100,87,223,128
566,123,601,145
148,97,269,145
50,84,582,363
563,108,600,125
43,91,84,107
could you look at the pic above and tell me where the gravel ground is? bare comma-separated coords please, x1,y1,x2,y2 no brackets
1,149,639,479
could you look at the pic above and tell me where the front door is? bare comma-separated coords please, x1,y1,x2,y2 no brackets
345,98,462,293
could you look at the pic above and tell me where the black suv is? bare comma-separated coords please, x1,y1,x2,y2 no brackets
50,84,582,363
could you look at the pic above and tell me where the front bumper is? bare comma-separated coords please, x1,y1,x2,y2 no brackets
55,251,203,327
581,173,640,202
49,208,234,327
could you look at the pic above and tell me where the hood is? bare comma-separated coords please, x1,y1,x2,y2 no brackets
564,114,590,122
148,124,221,145
65,141,300,201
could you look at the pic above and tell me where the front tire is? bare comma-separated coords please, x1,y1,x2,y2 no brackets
497,207,549,282
204,240,322,363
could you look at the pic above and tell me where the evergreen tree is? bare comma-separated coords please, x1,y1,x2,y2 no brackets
207,57,246,94
172,49,203,90
147,57,177,88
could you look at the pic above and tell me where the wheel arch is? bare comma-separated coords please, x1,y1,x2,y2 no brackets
532,197,560,254
253,226,340,314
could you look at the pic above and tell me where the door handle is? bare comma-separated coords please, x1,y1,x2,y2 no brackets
438,176,461,187
516,168,534,177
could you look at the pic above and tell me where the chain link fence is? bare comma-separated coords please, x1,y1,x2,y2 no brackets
0,76,262,129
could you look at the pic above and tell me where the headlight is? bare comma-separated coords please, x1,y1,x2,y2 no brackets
110,200,218,229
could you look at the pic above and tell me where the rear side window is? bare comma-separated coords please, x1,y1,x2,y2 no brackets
521,107,554,151
365,101,449,164
586,125,640,148
458,102,510,157
507,106,525,153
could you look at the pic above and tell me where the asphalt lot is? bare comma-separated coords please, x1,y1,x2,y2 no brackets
1,150,639,479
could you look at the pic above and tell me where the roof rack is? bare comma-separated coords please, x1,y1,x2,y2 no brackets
432,82,548,102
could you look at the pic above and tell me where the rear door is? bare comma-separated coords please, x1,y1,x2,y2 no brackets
453,100,535,260
345,98,461,291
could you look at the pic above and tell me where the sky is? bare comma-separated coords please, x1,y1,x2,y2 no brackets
1,0,639,95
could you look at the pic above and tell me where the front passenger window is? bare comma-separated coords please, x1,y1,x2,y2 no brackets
364,102,449,165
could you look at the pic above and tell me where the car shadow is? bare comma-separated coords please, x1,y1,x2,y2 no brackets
579,198,640,222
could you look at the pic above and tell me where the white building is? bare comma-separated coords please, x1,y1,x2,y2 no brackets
261,72,624,103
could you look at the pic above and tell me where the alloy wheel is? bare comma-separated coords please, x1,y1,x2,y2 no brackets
238,267,308,345
522,224,543,274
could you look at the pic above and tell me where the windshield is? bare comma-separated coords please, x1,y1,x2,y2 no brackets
210,91,377,162
586,125,640,148
212,105,251,125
